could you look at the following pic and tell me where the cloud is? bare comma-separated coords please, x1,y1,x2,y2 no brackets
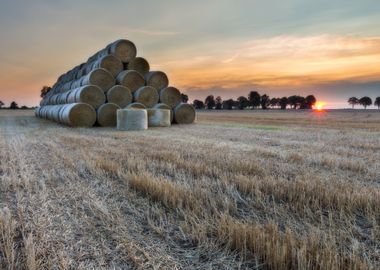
126,28,179,37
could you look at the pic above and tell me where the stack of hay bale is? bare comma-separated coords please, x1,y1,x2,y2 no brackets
35,39,196,128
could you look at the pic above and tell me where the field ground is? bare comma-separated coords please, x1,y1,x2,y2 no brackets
1,109,380,269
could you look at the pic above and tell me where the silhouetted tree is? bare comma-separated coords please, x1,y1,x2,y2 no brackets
269,98,279,109
375,97,380,109
205,95,215,109
248,91,261,109
237,96,249,110
260,94,270,110
215,96,222,110
21,105,29,109
222,99,234,110
181,93,189,103
0,100,4,109
9,101,19,109
359,96,372,109
348,97,359,109
193,99,205,109
288,95,298,109
279,97,288,110
40,86,52,98
305,95,317,109
299,96,307,109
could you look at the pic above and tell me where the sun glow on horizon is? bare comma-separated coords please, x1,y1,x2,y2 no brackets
314,101,327,111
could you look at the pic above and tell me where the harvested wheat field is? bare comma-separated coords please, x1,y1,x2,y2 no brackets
1,109,380,269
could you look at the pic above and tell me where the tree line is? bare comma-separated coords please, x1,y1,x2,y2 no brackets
0,100,32,109
348,96,380,109
192,91,317,110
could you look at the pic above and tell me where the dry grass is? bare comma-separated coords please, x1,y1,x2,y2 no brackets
0,109,380,269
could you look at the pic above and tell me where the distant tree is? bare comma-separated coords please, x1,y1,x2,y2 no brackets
305,95,317,109
181,93,189,103
193,99,205,109
40,86,52,98
9,101,19,109
237,96,249,110
0,100,4,109
375,97,380,109
348,97,359,109
215,96,222,110
279,97,288,110
269,98,280,109
205,95,215,109
260,94,270,110
248,91,261,109
21,105,29,109
359,96,372,109
222,99,234,110
288,95,298,109
299,96,307,109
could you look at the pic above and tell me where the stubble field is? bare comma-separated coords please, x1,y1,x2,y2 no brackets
1,109,380,269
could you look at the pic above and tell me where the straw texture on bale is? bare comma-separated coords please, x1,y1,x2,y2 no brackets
81,68,115,92
91,55,123,77
173,103,196,124
153,103,173,122
159,86,181,108
107,39,137,63
96,103,121,127
133,86,159,108
116,70,145,93
147,109,171,127
67,85,105,109
117,109,148,131
60,103,97,127
107,85,132,108
145,71,169,90
127,57,150,75
125,102,146,109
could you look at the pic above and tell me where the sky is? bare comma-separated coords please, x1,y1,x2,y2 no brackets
0,0,380,108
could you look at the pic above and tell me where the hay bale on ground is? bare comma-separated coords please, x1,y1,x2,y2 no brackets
159,86,181,108
125,102,146,109
96,103,121,127
147,109,171,127
173,103,196,124
133,86,159,108
117,109,148,131
67,85,106,109
127,57,150,75
107,85,132,108
145,71,169,90
153,103,173,122
116,70,145,93
60,103,97,127
81,68,115,92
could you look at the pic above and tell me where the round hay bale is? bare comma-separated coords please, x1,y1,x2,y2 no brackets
108,39,137,63
153,103,173,122
125,102,146,109
60,103,97,127
67,85,105,109
173,103,196,124
147,109,171,127
93,55,123,77
159,87,181,108
116,70,145,93
145,71,169,90
96,103,121,127
117,109,147,131
82,68,115,92
133,86,159,108
127,57,150,75
35,107,41,117
107,85,132,108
